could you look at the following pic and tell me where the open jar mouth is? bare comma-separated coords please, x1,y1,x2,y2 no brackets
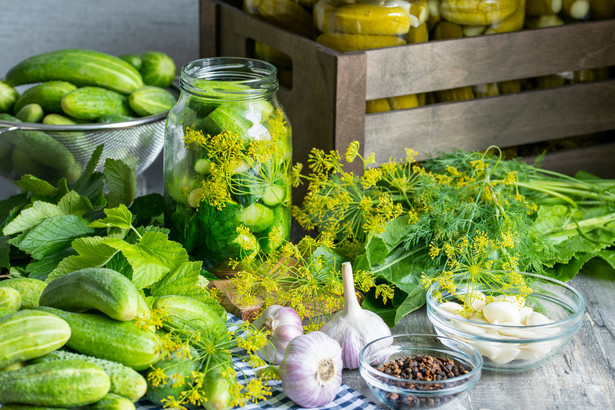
180,57,278,101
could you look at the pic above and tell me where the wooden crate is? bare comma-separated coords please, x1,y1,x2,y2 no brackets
199,0,615,178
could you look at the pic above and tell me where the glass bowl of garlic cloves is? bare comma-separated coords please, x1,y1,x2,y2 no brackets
426,272,585,372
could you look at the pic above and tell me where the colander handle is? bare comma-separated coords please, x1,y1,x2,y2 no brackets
0,123,21,135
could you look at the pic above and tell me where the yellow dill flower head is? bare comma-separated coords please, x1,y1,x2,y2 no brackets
345,141,360,163
361,167,383,188
364,152,377,166
236,225,258,251
244,377,273,403
375,283,395,304
147,367,167,387
503,171,517,185
291,163,303,188
405,148,418,164
171,373,186,388
183,127,208,148
187,389,206,406
428,242,440,259
445,165,461,177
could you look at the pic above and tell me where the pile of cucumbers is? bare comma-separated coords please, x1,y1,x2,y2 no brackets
0,49,178,183
0,268,230,409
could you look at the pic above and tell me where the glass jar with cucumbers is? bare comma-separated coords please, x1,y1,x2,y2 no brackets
163,57,292,275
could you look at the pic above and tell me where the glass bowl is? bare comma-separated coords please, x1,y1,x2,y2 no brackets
426,272,585,372
359,334,483,409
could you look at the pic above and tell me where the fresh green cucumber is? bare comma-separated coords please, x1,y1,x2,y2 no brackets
11,147,57,180
0,360,25,372
13,81,77,114
87,393,136,410
0,309,71,368
0,286,22,314
239,203,274,232
0,113,20,122
97,114,136,123
0,405,68,410
202,105,253,143
128,86,176,116
61,86,133,121
261,184,286,206
139,51,176,89
120,54,143,71
145,345,199,406
0,81,19,113
0,359,110,407
42,113,79,125
6,49,144,94
261,205,291,253
153,295,227,336
202,366,235,410
34,350,147,402
39,267,140,321
36,306,162,371
0,278,47,309
15,103,44,123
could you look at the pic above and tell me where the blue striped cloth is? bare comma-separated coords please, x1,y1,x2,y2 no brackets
137,313,379,409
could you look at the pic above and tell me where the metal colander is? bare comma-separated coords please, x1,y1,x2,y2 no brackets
0,84,175,182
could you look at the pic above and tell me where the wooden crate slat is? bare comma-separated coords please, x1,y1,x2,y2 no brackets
363,80,615,161
365,20,615,99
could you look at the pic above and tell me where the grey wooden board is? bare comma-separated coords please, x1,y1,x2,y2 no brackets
342,273,615,409
0,0,201,198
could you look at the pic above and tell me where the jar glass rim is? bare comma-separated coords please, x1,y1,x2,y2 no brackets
179,57,278,100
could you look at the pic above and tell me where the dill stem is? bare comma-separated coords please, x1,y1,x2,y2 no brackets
545,213,615,235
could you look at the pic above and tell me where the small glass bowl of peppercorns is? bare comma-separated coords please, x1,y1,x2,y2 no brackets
359,334,483,409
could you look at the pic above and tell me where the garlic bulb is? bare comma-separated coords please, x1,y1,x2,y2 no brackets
279,331,343,408
252,305,303,365
320,262,392,369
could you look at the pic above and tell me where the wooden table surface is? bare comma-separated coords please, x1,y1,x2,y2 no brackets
342,273,615,410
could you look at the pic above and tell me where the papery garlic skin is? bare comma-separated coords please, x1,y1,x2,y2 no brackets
321,262,392,369
279,331,343,408
252,305,303,365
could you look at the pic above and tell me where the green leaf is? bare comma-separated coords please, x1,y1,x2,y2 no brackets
547,227,615,266
3,201,65,236
105,252,133,280
582,254,615,280
151,260,202,296
102,232,189,290
57,191,93,216
104,158,137,208
49,236,119,280
14,175,57,197
394,287,427,324
0,236,10,269
89,205,133,230
365,215,411,267
130,193,165,227
26,248,76,280
0,192,29,228
14,215,95,259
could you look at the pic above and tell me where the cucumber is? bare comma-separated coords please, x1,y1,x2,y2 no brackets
120,54,143,71
87,393,136,410
0,309,71,368
0,81,19,113
0,360,26,372
202,366,235,410
0,405,68,410
139,51,176,88
0,286,22,314
34,350,147,402
153,295,227,337
261,205,291,253
145,345,199,406
61,86,133,121
0,278,47,309
11,147,57,180
0,359,110,407
97,114,137,123
261,184,286,206
15,103,44,123
6,49,144,95
42,113,79,125
13,81,77,114
238,203,274,232
36,306,162,371
128,86,176,116
39,267,140,321
202,105,253,143
0,113,20,122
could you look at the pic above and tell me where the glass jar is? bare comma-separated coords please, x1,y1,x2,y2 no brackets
436,0,525,37
164,57,292,274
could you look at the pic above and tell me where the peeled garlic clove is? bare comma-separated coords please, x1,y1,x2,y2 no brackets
453,319,487,335
482,301,521,324
472,341,502,361
525,311,553,326
493,294,525,307
490,346,521,364
440,302,464,315
468,314,488,323
519,306,534,324
517,341,553,360
496,322,536,339
466,291,487,312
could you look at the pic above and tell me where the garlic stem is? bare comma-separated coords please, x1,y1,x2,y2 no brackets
341,262,361,315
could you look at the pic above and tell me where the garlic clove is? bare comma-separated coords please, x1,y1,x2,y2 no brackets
253,305,304,365
490,346,521,364
493,294,525,307
525,311,553,326
517,341,553,360
481,301,521,324
440,301,464,315
453,319,487,335
466,291,487,312
519,306,534,324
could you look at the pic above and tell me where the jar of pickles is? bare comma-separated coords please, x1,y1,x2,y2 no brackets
435,0,525,37
164,58,292,274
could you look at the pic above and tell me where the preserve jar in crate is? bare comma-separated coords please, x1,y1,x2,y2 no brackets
435,0,525,37
164,57,292,274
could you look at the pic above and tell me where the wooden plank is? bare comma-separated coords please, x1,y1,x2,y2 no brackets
365,20,615,99
363,80,615,162
199,0,218,57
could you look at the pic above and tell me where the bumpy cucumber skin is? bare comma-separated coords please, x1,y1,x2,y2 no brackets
61,86,133,121
0,278,47,309
39,267,140,322
128,86,177,116
36,306,162,371
0,286,22,313
0,81,19,113
13,81,77,114
0,359,110,407
33,350,147,402
145,346,199,406
153,295,227,336
0,309,71,368
15,103,44,123
139,51,176,89
87,393,136,410
6,49,144,95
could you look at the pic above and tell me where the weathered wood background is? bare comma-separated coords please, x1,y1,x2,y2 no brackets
343,273,615,409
